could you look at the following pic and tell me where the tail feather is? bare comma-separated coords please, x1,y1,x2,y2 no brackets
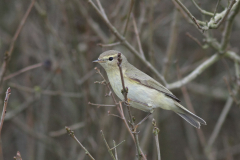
174,102,206,129
176,113,200,128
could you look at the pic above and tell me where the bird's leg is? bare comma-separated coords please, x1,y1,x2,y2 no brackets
133,111,153,132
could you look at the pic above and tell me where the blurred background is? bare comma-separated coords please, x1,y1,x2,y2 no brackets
0,0,240,160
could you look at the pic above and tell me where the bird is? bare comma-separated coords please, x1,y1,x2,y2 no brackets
93,50,206,129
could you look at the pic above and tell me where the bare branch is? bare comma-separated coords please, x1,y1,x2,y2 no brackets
152,119,161,160
220,0,240,52
190,0,214,16
206,88,238,152
49,122,85,137
173,0,237,31
88,0,167,85
123,0,135,36
0,87,11,136
132,14,145,59
98,42,121,47
163,9,179,78
0,0,36,87
8,83,83,98
117,53,146,160
185,32,203,48
88,102,116,107
100,130,116,160
113,140,118,160
3,63,43,81
110,140,125,151
168,54,220,89
66,127,95,160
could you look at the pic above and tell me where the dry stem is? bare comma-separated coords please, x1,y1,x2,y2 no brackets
66,127,95,160
0,87,11,136
117,53,146,160
0,0,36,88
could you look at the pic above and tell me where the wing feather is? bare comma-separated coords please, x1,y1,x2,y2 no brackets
125,64,180,102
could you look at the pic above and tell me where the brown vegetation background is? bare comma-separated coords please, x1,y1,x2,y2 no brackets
0,0,240,160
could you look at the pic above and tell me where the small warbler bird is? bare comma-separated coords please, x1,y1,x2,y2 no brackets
93,50,206,128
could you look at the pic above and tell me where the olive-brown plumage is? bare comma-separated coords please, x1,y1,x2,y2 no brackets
94,50,206,128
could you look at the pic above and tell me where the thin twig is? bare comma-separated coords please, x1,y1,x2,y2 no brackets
3,63,43,81
110,140,125,150
94,67,118,104
152,119,161,160
88,0,167,85
66,127,95,160
167,53,220,89
96,0,108,20
0,0,36,88
123,0,135,36
108,113,123,119
49,122,85,137
0,88,10,160
220,0,240,52
100,130,116,160
173,0,206,32
148,0,154,65
113,140,118,160
185,32,203,48
94,68,147,159
206,97,233,152
223,77,239,104
88,102,116,107
163,9,179,78
190,0,214,16
173,0,237,31
206,84,239,152
0,87,11,136
8,83,83,98
209,0,237,29
76,70,95,86
75,0,108,42
132,14,145,59
97,42,121,47
176,66,207,146
213,0,221,18
117,53,145,160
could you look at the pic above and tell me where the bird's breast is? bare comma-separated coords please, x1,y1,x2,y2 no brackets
106,70,175,111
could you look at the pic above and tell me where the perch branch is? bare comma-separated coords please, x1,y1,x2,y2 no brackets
117,53,146,160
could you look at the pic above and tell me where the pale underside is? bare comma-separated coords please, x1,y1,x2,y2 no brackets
107,67,179,113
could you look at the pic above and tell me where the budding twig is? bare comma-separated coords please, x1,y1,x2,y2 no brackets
152,118,161,160
66,127,95,160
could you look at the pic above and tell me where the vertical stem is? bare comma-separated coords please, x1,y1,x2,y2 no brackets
163,9,179,79
0,87,11,160
117,53,146,160
100,130,116,160
152,119,161,160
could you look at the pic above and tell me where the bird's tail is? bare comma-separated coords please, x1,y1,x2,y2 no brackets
174,102,206,129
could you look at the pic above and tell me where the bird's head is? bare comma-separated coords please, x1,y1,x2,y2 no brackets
93,50,128,72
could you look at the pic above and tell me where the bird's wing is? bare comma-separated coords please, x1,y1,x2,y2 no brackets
125,64,180,102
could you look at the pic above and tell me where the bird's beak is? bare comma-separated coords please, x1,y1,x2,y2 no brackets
92,59,104,63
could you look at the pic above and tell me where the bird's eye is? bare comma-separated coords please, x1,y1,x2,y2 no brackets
109,57,113,61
